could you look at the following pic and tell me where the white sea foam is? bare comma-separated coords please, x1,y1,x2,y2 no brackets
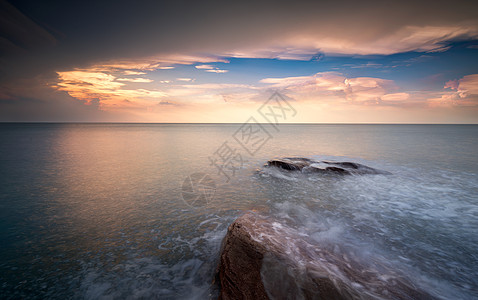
256,157,478,299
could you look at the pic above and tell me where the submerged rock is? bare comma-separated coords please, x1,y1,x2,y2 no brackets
266,157,391,175
217,212,436,300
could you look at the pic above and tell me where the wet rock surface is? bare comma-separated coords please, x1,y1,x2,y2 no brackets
217,212,436,300
266,157,391,175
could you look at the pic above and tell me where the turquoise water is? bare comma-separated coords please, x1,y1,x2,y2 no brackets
0,123,477,299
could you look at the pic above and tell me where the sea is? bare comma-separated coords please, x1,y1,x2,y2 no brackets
0,123,477,299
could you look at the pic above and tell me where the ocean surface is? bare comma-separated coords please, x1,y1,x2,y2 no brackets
0,123,477,299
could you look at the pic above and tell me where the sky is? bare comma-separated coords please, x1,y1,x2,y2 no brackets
1,0,478,123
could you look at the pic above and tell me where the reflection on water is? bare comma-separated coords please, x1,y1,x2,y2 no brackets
0,124,477,299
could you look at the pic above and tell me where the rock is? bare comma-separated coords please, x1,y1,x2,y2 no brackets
265,157,391,175
217,212,436,300
322,166,351,175
267,158,312,171
217,214,269,300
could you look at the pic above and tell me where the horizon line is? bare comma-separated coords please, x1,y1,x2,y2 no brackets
1,122,477,125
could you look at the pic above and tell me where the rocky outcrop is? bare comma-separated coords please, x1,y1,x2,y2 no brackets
266,157,391,175
217,212,435,300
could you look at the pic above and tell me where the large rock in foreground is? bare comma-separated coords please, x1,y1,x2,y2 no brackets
218,212,435,300
266,157,391,175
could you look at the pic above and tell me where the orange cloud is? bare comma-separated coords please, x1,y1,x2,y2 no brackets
116,78,154,83
55,70,166,109
123,70,146,75
205,69,228,73
52,54,477,123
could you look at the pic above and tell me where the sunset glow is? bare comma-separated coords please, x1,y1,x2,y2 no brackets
1,1,477,123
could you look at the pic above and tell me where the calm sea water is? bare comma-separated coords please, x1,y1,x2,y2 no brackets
0,123,477,299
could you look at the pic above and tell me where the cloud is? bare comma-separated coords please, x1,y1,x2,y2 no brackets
381,93,410,102
195,65,214,69
55,70,166,109
116,77,154,83
96,54,229,72
0,75,123,122
123,70,146,75
348,63,383,69
195,64,228,73
176,78,194,82
3,0,478,122
205,69,228,73
260,72,406,105
222,24,478,60
54,65,252,113
452,74,478,96
223,47,319,60
430,74,478,106
3,0,478,80
57,71,124,91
